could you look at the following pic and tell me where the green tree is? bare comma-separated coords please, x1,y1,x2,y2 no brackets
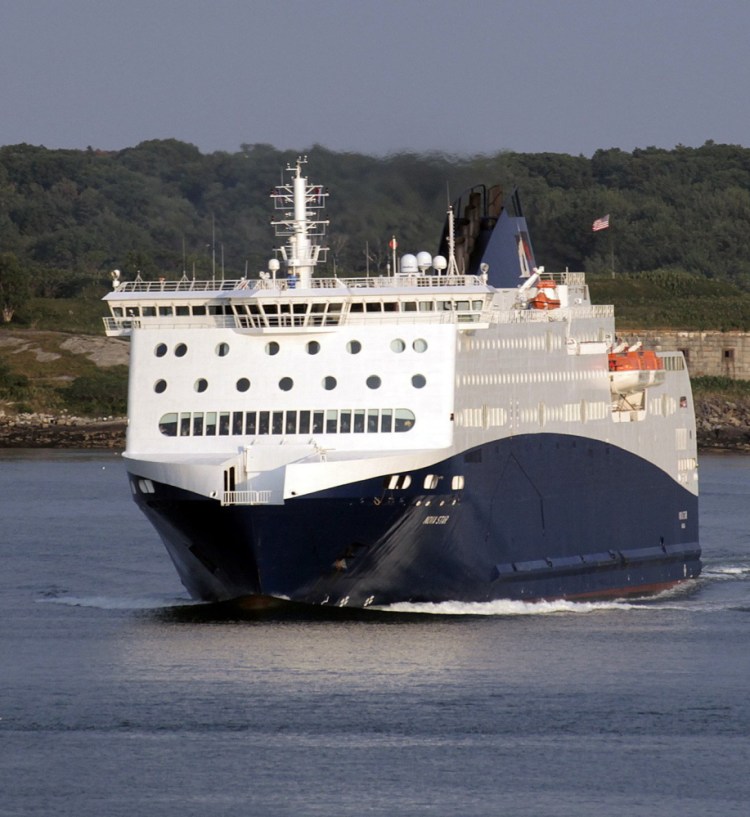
0,252,30,322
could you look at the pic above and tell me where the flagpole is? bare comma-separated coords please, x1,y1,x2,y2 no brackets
592,214,612,277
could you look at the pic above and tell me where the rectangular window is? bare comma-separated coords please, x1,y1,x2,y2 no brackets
381,409,393,433
418,301,434,312
219,412,230,435
366,303,382,313
339,410,352,433
367,409,379,433
141,306,156,317
312,411,324,433
205,412,217,436
176,306,190,316
299,410,311,434
112,307,123,317
285,411,297,435
272,411,284,434
326,410,338,434
258,411,270,434
158,306,173,316
191,305,206,316
192,413,204,436
179,413,191,436
403,302,417,312
232,411,243,435
244,412,256,435
353,409,365,433
349,302,364,313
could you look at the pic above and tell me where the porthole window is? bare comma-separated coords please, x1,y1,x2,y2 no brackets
194,378,208,393
366,375,381,390
175,343,187,357
306,341,320,355
322,376,337,391
236,377,250,392
413,338,428,353
265,341,280,356
390,338,406,353
215,342,230,357
155,343,167,357
154,379,167,393
412,374,427,389
279,377,294,391
346,340,362,354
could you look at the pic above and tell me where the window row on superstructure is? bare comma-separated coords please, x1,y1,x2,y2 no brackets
158,408,417,437
153,373,427,394
153,337,430,358
110,297,487,328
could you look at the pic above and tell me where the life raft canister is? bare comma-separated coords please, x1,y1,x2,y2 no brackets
530,279,561,310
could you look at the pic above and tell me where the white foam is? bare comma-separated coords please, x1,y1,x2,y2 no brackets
703,564,750,577
376,598,642,616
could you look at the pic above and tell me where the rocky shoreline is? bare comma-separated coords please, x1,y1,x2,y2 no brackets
1,397,749,451
0,414,127,449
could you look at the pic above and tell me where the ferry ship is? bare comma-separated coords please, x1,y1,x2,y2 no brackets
103,158,701,608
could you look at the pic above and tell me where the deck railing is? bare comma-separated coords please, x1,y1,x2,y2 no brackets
221,490,272,506
113,273,492,294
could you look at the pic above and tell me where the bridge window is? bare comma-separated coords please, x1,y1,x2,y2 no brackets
158,407,417,437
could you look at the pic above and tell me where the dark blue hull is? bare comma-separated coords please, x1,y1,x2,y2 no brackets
130,433,701,607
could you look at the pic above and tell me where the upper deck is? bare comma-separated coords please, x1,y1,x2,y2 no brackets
102,271,607,336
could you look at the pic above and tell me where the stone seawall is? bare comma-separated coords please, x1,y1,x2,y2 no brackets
621,330,750,380
1,400,748,451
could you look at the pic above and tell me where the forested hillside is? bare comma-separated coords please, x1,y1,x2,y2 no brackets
2,139,750,322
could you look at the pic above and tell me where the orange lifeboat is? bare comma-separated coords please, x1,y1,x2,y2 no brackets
529,279,561,310
608,348,665,394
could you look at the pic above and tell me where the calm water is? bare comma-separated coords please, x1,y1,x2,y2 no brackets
1,450,749,817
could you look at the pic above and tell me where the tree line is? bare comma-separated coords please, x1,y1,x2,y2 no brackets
2,139,750,322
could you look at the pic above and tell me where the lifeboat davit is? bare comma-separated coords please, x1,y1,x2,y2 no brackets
530,279,561,310
609,348,666,395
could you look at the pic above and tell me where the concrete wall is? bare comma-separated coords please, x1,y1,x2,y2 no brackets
621,330,750,379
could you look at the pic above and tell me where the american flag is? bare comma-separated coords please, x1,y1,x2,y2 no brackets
592,214,610,232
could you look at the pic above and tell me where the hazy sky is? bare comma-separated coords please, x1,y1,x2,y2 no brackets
1,0,748,157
